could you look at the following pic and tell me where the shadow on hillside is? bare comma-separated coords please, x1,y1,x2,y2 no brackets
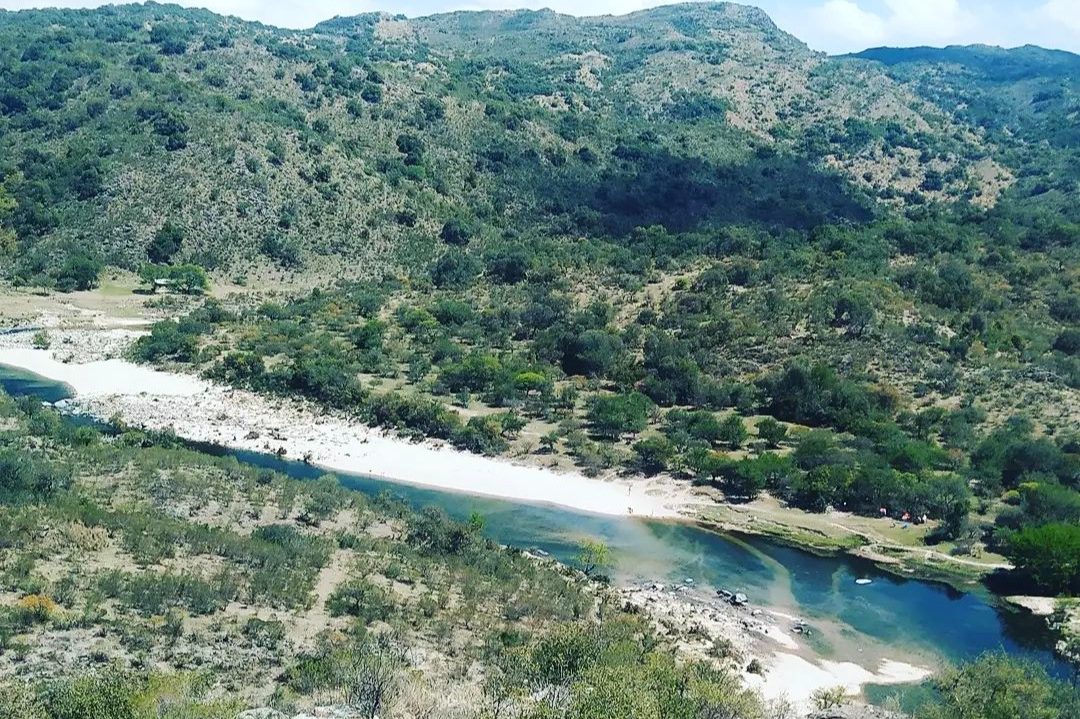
526,143,876,236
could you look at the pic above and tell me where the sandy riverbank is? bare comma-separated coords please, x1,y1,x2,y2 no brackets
0,330,694,519
621,583,932,714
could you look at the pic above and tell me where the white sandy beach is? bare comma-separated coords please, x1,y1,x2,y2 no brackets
0,333,693,519
750,652,933,709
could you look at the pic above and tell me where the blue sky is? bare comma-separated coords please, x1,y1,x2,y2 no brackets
1,0,1077,53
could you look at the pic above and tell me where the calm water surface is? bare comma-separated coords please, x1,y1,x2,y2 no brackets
0,363,1070,683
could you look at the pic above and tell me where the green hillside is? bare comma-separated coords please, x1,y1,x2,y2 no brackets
1,2,1080,715
2,1,1077,596
0,1,1026,284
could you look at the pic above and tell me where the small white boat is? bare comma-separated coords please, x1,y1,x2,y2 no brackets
855,578,873,586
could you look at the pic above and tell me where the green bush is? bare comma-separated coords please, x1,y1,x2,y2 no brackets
326,578,394,623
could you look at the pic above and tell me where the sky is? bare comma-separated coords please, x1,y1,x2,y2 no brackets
0,0,1077,54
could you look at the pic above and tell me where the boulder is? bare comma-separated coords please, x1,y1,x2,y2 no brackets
235,710,288,719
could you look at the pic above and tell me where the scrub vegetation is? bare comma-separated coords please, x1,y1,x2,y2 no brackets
1,391,1078,718
0,2,1079,713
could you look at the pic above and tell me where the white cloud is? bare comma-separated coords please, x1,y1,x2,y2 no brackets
1039,0,1080,34
882,0,977,43
773,0,1080,54
808,0,886,48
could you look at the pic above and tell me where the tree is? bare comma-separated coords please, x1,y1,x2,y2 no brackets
577,538,610,577
1004,523,1080,595
140,264,208,295
53,252,102,292
919,653,1077,719
341,635,408,719
439,217,471,245
633,436,674,476
130,320,200,363
686,445,725,480
791,465,852,512
540,431,560,453
430,249,479,289
395,133,424,165
1053,328,1080,355
723,461,767,500
148,220,184,263
485,244,533,283
0,184,15,256
756,417,788,448
718,414,748,449
561,329,626,378
497,411,527,439
587,392,650,440
170,264,209,295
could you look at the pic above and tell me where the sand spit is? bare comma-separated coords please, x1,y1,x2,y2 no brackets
0,335,693,518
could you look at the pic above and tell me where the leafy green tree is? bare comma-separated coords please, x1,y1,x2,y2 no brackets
1004,523,1080,595
718,414,748,449
1053,328,1080,355
540,431,560,453
576,539,610,577
130,320,200,363
0,184,15,256
497,411,527,439
919,653,1079,719
485,244,533,283
169,264,210,294
791,465,852,512
722,460,767,500
148,221,184,263
396,133,424,165
756,417,788,447
561,329,626,378
430,249,480,289
439,217,471,245
53,252,102,292
633,436,674,476
586,392,650,440
664,409,723,445
686,445,724,480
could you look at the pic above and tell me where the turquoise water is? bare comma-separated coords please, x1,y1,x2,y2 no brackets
0,363,1071,681
0,363,74,403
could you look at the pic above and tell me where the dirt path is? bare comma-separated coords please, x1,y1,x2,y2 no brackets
287,549,353,647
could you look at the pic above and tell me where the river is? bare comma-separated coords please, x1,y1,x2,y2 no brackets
0,363,1071,705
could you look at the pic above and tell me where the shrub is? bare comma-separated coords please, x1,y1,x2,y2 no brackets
326,578,394,623
756,417,788,447
0,449,72,504
130,320,200,363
